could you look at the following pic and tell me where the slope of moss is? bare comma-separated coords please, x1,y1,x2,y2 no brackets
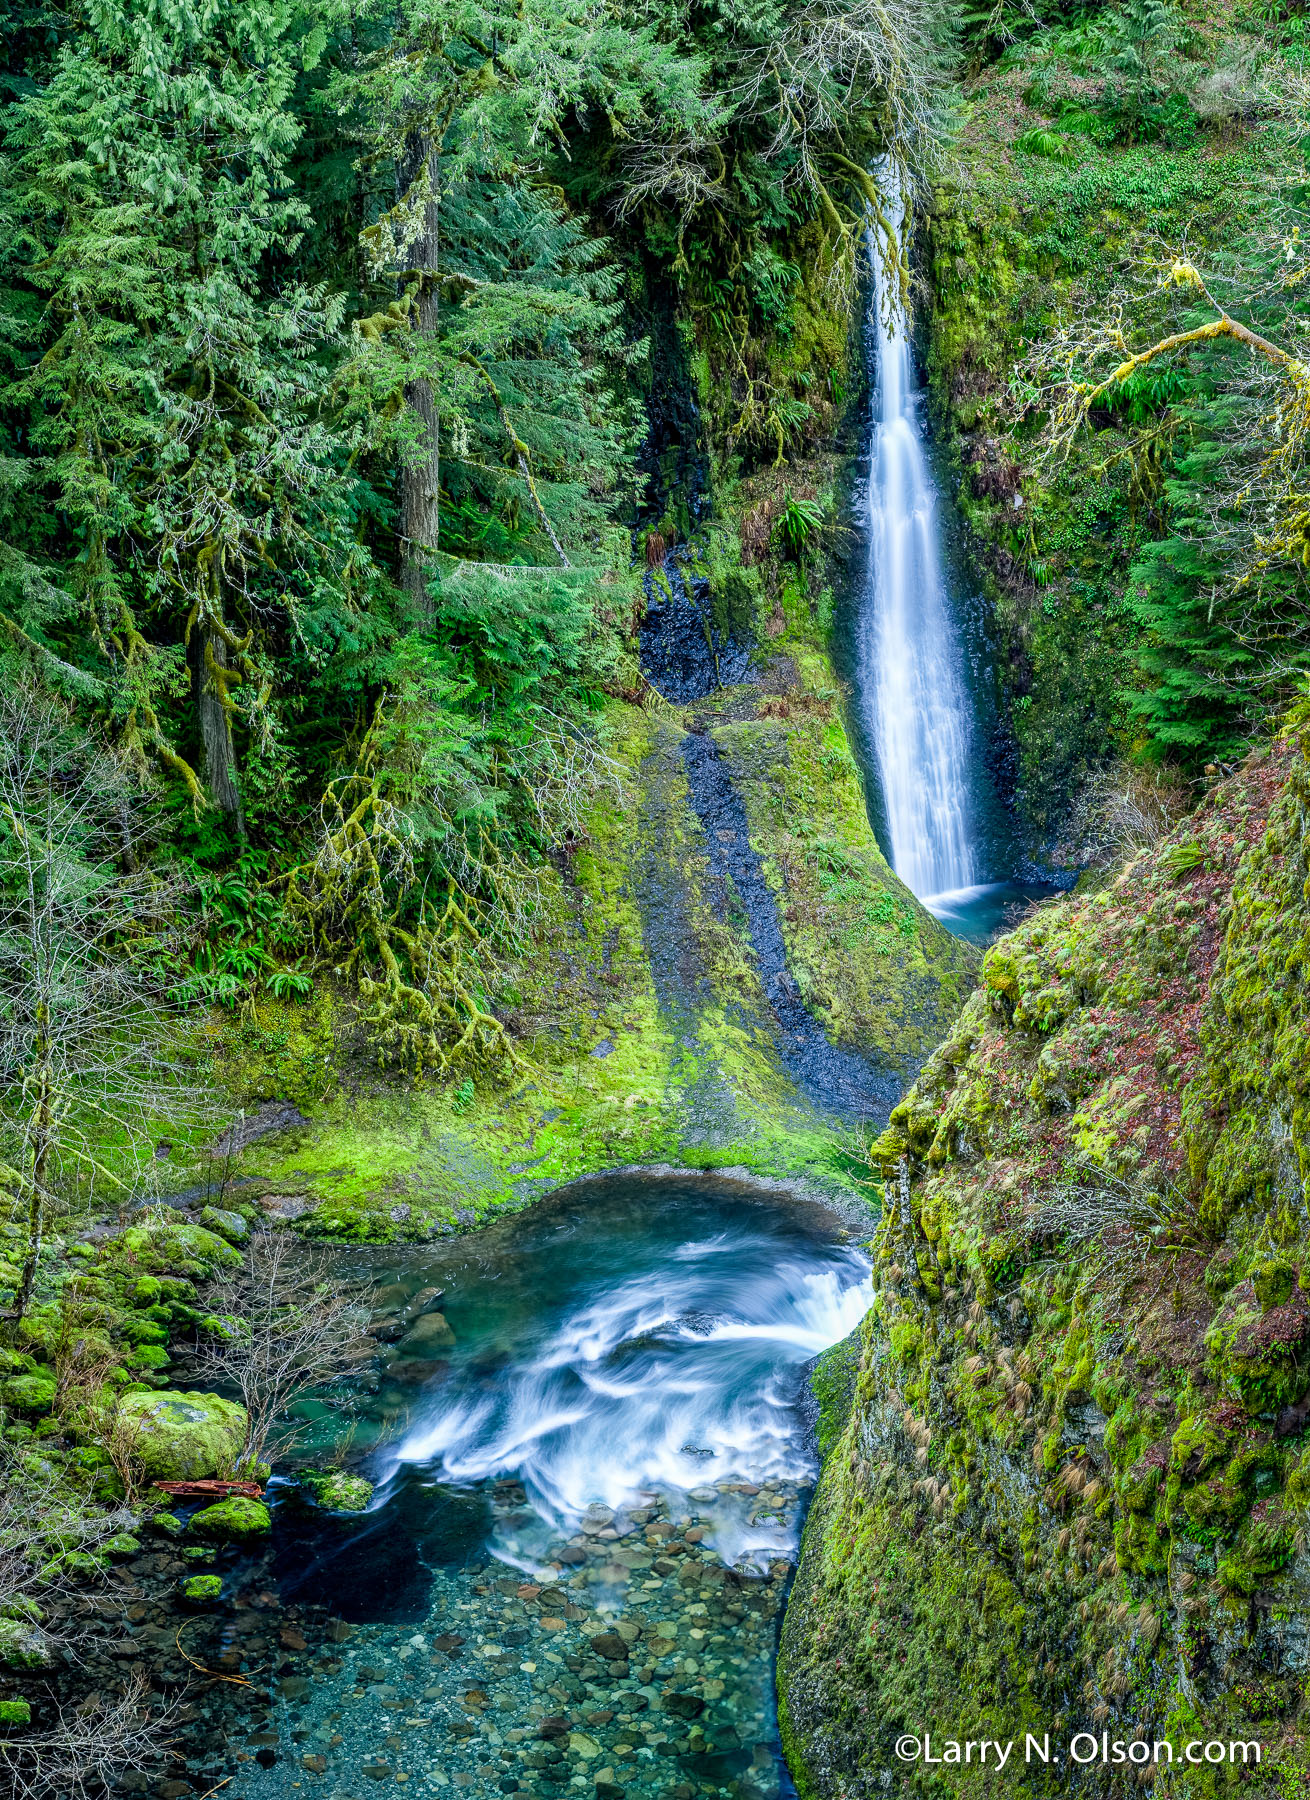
780,709,1310,1796
211,608,972,1238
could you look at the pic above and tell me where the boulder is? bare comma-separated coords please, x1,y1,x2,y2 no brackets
0,1619,53,1671
298,1471,374,1513
396,1311,456,1356
189,1497,271,1541
1,1374,56,1415
119,1219,240,1278
198,1206,250,1247
180,1573,223,1604
116,1391,248,1483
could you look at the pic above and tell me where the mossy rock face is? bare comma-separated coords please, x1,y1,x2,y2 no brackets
188,1497,271,1541
180,1573,223,1604
1,1374,56,1415
1205,1282,1310,1412
116,1391,248,1482
0,1619,53,1670
1251,1258,1297,1312
102,1533,141,1558
299,1470,374,1513
781,730,1310,1798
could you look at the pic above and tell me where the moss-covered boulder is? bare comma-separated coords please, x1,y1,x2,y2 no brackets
116,1390,247,1482
0,1699,31,1725
198,1205,250,1246
298,1470,373,1513
188,1496,271,1541
0,1619,53,1670
1,1373,56,1415
118,1217,240,1278
180,1573,223,1604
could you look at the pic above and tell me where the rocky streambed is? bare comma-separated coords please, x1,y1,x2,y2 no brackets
141,1172,874,1800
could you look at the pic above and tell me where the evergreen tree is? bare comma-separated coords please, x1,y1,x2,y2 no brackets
6,0,382,828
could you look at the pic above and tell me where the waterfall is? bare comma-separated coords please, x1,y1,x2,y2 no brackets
860,171,977,902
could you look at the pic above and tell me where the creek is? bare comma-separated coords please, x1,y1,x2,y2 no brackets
225,1176,870,1799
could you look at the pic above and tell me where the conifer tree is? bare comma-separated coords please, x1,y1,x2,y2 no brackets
7,0,379,826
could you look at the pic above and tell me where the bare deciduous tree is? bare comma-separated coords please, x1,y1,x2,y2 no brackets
191,1232,374,1470
0,1669,177,1800
0,689,201,1330
0,1451,177,1799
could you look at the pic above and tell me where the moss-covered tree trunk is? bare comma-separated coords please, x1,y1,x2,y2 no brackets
199,623,243,826
400,144,440,613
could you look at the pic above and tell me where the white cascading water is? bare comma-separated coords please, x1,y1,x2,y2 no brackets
862,171,977,902
390,1230,872,1571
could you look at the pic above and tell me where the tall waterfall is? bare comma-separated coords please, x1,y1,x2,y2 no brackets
860,174,977,901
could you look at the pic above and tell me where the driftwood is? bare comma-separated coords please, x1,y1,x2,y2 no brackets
153,1479,264,1500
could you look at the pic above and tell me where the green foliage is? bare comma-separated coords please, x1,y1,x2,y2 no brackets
773,491,825,562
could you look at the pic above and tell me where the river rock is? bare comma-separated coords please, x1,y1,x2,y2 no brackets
197,1204,250,1245
370,1283,410,1314
396,1311,456,1354
0,1619,53,1670
180,1573,223,1604
298,1470,374,1512
188,1497,271,1541
118,1217,240,1277
117,1391,248,1482
407,1286,447,1313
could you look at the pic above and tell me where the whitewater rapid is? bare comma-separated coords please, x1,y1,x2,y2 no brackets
387,1219,871,1571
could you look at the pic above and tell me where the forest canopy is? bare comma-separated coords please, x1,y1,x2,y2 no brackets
0,0,948,1049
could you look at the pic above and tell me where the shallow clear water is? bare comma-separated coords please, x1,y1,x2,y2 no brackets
922,878,1062,945
228,1175,871,1800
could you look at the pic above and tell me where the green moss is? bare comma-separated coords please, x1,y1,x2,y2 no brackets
809,1330,861,1464
0,1620,51,1670
0,1699,31,1724
188,1496,271,1540
298,1470,373,1512
197,1205,250,1246
1,1374,55,1415
180,1572,223,1603
782,723,1310,1795
116,1390,247,1482
116,1218,240,1279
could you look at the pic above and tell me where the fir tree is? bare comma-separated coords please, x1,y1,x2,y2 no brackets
6,0,380,827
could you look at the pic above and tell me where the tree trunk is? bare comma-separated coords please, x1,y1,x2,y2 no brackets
199,624,244,828
8,1054,51,1331
400,143,440,613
